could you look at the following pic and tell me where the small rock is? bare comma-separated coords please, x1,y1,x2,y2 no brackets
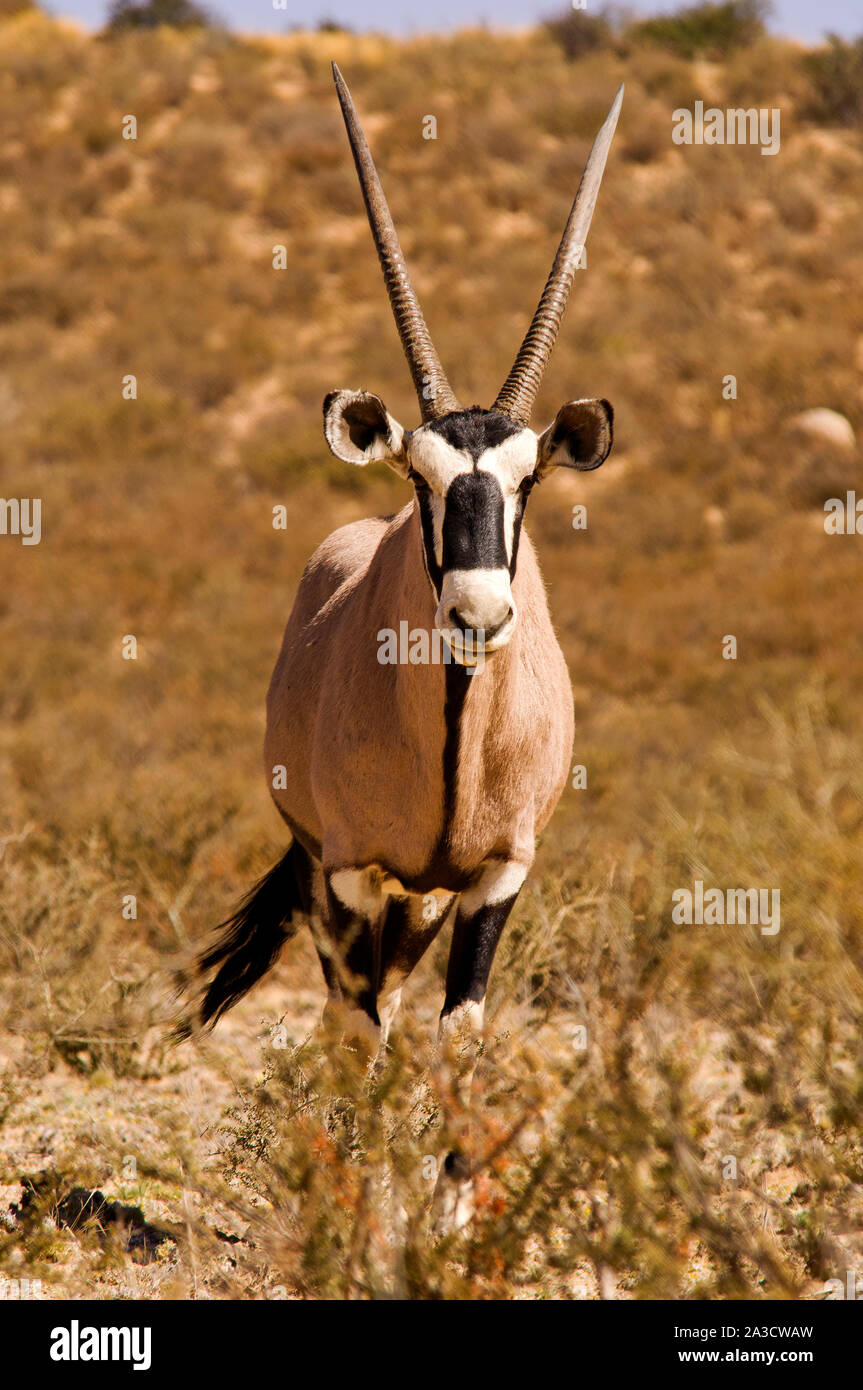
788,408,856,452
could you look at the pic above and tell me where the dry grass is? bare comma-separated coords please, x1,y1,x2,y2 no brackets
1,9,862,1299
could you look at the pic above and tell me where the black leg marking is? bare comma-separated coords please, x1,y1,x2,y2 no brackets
442,892,520,1019
433,888,522,1232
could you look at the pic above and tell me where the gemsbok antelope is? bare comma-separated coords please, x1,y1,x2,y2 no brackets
188,64,622,1218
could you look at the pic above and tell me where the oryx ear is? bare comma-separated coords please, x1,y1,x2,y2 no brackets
323,389,407,476
537,398,613,474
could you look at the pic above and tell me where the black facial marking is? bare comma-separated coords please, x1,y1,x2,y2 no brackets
442,471,508,573
508,475,534,578
427,406,522,460
414,408,534,586
416,488,442,597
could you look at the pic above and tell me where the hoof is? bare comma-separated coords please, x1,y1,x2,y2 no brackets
320,999,382,1064
430,1151,475,1237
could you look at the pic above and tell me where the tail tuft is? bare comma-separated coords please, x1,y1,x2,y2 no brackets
189,843,310,1031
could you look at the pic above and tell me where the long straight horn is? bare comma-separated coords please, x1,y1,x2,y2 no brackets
493,84,624,425
332,63,460,421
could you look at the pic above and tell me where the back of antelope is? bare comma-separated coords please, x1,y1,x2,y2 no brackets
184,64,623,1224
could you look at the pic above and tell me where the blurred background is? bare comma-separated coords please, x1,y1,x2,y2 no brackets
0,0,861,1299
45,0,863,43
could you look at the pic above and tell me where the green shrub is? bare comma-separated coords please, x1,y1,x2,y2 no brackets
0,0,37,18
628,0,769,61
543,5,619,61
106,0,214,30
803,35,863,127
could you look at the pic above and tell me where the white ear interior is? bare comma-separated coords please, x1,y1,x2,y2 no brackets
323,389,405,468
537,398,613,473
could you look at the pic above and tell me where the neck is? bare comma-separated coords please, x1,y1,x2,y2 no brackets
357,500,557,882
388,502,524,876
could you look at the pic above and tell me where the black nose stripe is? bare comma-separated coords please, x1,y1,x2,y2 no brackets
441,472,508,572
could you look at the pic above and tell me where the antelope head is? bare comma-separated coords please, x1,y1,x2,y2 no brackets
323,64,622,664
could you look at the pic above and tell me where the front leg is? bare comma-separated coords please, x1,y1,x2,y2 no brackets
433,859,528,1232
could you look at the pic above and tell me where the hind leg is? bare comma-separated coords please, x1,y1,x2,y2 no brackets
376,891,457,1045
313,875,457,1055
330,885,457,1050
303,856,382,1012
315,868,389,1058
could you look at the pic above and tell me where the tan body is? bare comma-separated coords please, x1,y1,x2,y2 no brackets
265,501,573,892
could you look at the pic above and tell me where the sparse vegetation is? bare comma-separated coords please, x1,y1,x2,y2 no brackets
0,10,861,1300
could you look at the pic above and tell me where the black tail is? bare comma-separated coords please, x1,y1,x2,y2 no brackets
182,842,311,1034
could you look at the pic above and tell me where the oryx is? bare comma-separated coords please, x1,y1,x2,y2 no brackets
188,64,622,1216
